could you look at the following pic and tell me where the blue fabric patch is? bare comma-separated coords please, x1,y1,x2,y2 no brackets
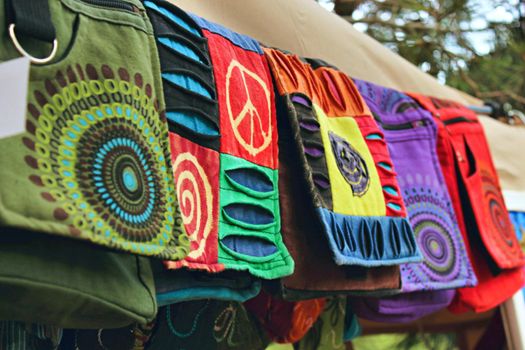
365,133,383,140
223,204,274,226
166,111,219,136
144,1,201,36
162,73,212,98
225,168,273,194
189,14,263,54
377,162,393,171
221,235,278,257
510,211,525,240
317,208,421,266
387,202,402,211
156,281,261,306
383,186,399,196
158,37,203,63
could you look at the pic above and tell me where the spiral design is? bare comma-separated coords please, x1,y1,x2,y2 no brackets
402,186,464,284
412,212,459,280
22,64,188,258
173,152,213,259
482,172,516,248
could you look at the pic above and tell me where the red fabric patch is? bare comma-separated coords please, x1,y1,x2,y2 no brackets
165,133,224,272
204,30,278,169
408,93,525,312
354,116,408,217
244,290,325,343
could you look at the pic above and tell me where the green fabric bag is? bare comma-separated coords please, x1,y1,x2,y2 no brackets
0,230,157,328
0,0,188,259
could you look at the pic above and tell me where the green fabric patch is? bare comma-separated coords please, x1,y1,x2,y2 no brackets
218,153,293,279
0,0,189,259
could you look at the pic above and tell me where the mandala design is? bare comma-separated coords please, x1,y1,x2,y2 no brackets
402,185,462,283
328,131,369,196
172,152,213,260
22,64,189,258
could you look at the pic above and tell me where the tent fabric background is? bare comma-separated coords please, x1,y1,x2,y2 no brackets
169,0,481,106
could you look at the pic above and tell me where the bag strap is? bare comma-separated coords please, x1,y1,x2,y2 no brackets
5,0,58,64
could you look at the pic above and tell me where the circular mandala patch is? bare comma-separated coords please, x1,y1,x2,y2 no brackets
22,64,189,258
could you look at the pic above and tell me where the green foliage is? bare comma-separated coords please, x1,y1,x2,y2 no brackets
328,0,525,111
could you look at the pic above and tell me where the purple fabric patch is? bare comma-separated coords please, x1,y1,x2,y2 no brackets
291,94,311,107
350,79,476,322
351,289,455,323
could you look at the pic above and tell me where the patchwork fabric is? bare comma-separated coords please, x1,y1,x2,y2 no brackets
274,90,401,300
0,0,188,259
295,297,347,350
408,93,525,313
244,290,325,343
152,260,261,305
146,301,268,350
349,80,476,322
264,48,420,267
146,0,293,279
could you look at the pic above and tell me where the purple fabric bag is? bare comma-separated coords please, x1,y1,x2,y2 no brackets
350,80,477,322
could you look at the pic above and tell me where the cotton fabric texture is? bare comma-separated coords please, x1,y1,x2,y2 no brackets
244,290,325,344
0,0,178,328
146,300,268,350
265,48,420,268
408,93,525,313
0,0,189,259
146,0,293,279
350,80,476,322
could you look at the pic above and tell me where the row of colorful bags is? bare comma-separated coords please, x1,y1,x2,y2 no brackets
0,0,524,349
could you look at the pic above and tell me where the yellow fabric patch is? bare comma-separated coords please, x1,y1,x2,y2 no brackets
314,104,385,216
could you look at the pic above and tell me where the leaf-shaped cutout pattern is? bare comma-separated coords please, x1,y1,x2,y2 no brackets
303,141,325,158
377,162,393,171
359,221,374,259
389,223,402,257
144,1,201,36
372,221,384,259
312,173,330,190
162,72,212,98
223,203,275,227
365,133,383,140
401,220,417,255
225,168,274,195
166,111,219,137
395,101,420,114
331,219,348,253
291,94,312,107
158,37,204,64
221,235,278,257
299,119,320,132
383,186,399,196
387,202,402,211
344,219,356,252
463,136,477,177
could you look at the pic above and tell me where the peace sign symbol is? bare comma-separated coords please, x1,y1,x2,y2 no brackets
226,60,272,156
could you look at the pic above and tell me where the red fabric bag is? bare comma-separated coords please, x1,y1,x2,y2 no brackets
408,93,525,313
244,290,325,343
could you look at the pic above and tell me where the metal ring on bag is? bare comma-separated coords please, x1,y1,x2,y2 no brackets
8,23,58,64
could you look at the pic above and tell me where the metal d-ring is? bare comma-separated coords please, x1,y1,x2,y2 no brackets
8,23,58,64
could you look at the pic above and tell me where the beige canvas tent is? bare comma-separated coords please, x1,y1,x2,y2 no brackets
169,0,525,347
